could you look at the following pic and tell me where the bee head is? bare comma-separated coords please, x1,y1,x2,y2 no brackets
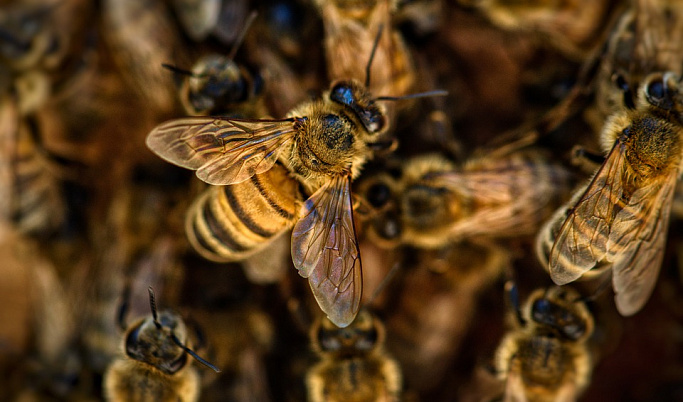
527,287,594,342
329,80,387,135
124,311,190,375
313,310,383,356
642,72,683,114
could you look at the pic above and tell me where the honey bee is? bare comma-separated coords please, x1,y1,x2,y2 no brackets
539,0,683,316
104,287,219,402
591,0,683,122
495,283,595,402
541,72,683,316
101,0,187,114
146,76,443,327
383,241,509,393
313,0,416,104
306,309,402,402
166,12,266,117
168,53,265,117
0,95,65,237
0,225,81,400
357,149,574,250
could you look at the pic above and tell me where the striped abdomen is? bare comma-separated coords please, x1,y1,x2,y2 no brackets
186,164,300,262
5,115,65,236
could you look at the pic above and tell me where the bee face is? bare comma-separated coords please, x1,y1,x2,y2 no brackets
328,81,387,135
526,288,592,342
124,311,189,375
496,285,596,401
314,310,382,355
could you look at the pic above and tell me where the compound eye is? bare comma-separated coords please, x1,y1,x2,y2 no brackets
366,182,391,208
531,299,551,322
647,78,665,102
330,83,354,106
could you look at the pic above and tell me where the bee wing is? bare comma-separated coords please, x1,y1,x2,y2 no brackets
608,172,676,316
146,117,297,185
549,140,627,285
291,175,362,328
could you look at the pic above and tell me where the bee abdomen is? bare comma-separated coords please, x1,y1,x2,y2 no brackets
185,165,299,262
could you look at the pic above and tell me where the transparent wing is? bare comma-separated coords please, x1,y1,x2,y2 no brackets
146,117,297,185
549,140,626,285
291,175,362,328
609,172,676,316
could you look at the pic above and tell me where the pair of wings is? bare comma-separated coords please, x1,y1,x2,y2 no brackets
548,137,676,316
146,116,362,328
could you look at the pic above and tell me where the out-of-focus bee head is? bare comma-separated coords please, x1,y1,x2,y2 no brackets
123,310,190,375
524,286,594,343
311,309,384,357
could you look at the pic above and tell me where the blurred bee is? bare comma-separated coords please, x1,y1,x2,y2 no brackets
0,95,65,236
104,287,219,402
0,226,81,400
357,149,574,250
459,0,618,60
383,241,509,393
146,70,444,326
495,283,595,402
313,0,416,105
0,0,92,73
307,309,402,402
164,12,266,117
591,0,683,122
538,0,683,316
101,0,187,114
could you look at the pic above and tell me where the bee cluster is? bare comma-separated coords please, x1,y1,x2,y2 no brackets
2,0,683,401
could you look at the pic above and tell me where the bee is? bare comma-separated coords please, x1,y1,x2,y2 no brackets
0,226,81,400
357,149,574,250
591,0,683,122
306,309,402,402
165,12,266,117
104,287,219,402
540,72,683,316
383,241,509,393
146,69,445,326
495,283,595,402
101,0,187,114
0,95,65,237
459,0,618,60
539,0,683,316
313,0,416,105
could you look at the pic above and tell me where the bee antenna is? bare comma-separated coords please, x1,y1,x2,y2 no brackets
148,287,162,330
367,261,402,307
365,24,384,88
504,280,525,326
170,332,222,373
228,10,258,61
162,63,199,78
376,90,448,102
116,279,133,331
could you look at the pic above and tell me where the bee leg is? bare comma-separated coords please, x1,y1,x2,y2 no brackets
570,145,605,174
367,137,398,156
